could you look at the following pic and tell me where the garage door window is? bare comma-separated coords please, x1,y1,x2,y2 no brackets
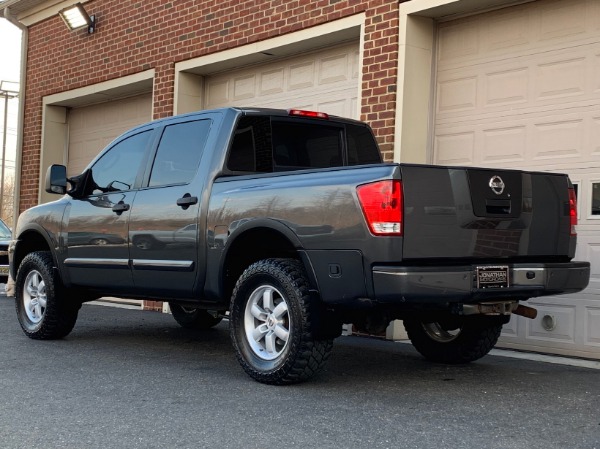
592,183,600,216
91,130,152,194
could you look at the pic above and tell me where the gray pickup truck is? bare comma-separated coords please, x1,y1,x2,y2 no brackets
10,107,590,384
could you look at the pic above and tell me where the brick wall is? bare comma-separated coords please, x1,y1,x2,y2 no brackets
20,0,403,211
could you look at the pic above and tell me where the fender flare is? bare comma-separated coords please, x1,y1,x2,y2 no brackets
218,218,319,294
13,223,61,279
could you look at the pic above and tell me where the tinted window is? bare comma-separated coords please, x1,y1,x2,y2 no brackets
347,125,381,165
91,130,151,194
227,116,272,172
225,116,380,174
272,122,342,169
149,120,212,187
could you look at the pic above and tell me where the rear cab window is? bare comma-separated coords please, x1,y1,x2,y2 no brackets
225,114,381,174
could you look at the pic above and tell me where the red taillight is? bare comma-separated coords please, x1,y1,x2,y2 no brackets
356,180,403,236
288,109,329,119
569,187,577,236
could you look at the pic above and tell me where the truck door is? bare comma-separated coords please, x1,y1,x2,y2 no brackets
128,118,213,297
64,130,153,290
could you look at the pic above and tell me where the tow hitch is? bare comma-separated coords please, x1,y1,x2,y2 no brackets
462,301,538,319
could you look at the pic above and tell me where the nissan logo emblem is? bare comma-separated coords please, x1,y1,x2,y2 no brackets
489,176,505,195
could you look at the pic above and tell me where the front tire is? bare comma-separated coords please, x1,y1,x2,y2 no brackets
230,258,333,385
15,251,79,340
404,316,502,364
168,302,222,329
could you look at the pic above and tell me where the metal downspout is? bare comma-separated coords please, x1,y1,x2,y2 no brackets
3,6,27,231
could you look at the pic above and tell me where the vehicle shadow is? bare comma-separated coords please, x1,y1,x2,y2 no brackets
58,304,582,391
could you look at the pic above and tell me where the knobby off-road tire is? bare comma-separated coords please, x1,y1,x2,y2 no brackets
15,251,80,340
169,302,222,329
230,258,334,385
404,316,503,364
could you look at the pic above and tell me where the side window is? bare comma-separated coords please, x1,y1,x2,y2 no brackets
149,119,212,187
347,125,382,165
272,121,343,169
91,130,151,194
227,116,272,173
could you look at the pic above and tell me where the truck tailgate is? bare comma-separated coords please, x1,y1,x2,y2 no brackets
400,165,574,261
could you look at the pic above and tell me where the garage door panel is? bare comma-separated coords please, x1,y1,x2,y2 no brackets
205,43,359,119
485,67,529,107
234,75,257,101
438,0,596,72
260,69,285,95
536,56,586,101
206,79,229,105
437,49,600,125
319,53,351,84
434,110,600,170
68,94,152,177
436,77,477,114
481,126,527,164
539,0,586,42
434,130,476,166
289,61,315,90
585,307,600,346
525,304,576,343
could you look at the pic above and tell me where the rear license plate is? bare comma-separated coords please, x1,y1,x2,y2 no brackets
477,266,509,289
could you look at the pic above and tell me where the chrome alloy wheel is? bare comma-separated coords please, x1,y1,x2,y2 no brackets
23,270,47,324
422,322,461,343
244,285,290,361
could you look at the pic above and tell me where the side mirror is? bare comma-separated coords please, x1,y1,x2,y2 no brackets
45,164,67,195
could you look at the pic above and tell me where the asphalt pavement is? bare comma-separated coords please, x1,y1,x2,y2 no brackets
0,294,598,449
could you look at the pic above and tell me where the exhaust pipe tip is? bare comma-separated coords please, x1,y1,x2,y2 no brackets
513,304,538,320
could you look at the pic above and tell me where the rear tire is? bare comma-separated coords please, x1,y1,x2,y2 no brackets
15,251,79,340
168,302,222,329
404,316,502,364
230,258,333,385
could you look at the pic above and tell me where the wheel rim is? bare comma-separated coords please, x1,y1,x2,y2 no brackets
422,322,461,343
136,239,151,250
23,270,47,324
244,284,290,361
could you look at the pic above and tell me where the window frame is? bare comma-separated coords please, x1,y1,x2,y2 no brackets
589,179,600,220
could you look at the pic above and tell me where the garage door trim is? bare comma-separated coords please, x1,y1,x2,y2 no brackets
39,69,154,204
174,14,365,115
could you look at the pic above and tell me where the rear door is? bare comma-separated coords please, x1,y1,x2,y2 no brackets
128,117,215,297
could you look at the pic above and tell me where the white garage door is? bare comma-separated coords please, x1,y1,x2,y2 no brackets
204,42,360,119
434,0,600,358
68,94,153,177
